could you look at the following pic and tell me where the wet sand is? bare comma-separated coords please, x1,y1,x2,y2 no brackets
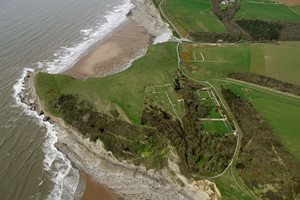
64,21,150,79
80,172,121,200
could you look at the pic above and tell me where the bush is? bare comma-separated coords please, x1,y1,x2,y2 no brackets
236,20,284,41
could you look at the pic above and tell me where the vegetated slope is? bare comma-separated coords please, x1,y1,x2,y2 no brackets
53,94,169,170
142,72,236,177
222,81,300,161
163,0,226,36
222,88,300,200
235,2,300,22
236,20,300,41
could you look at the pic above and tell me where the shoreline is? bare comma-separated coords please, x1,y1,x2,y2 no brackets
80,172,121,200
64,20,150,79
63,0,173,80
16,0,221,199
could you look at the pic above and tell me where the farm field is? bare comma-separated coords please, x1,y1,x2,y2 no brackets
250,42,300,85
180,44,251,80
221,80,300,161
35,43,178,124
162,0,227,37
180,42,300,85
235,2,300,22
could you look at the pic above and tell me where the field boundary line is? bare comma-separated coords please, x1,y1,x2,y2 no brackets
224,78,300,100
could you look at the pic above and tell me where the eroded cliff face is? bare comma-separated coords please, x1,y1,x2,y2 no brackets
129,0,172,38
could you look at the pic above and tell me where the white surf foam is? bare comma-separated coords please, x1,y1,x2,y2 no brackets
13,68,80,200
13,0,135,199
39,0,134,74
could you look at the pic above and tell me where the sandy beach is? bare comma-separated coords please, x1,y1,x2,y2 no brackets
64,21,150,79
80,172,121,200
64,0,173,80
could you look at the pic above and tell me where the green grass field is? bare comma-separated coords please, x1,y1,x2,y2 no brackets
163,0,227,36
180,44,251,80
214,170,254,200
235,2,300,22
35,43,178,124
145,84,185,119
250,42,300,85
180,42,300,85
221,80,300,161
202,120,229,134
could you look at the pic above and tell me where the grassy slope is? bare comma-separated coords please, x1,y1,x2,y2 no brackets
35,43,178,124
235,2,300,22
222,81,300,161
213,170,253,200
250,42,300,85
163,0,227,36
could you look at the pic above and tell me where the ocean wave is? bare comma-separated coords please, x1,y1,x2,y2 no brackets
13,0,135,199
38,0,134,74
13,68,80,200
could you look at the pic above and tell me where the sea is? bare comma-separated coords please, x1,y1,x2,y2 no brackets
0,0,134,199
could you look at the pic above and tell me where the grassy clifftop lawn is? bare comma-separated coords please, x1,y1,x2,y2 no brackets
36,43,178,124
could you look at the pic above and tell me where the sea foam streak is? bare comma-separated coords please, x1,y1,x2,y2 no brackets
41,0,134,74
13,68,79,200
13,0,134,199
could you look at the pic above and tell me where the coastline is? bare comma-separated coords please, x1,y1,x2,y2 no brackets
63,0,172,79
64,20,150,79
16,0,221,199
80,172,121,200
